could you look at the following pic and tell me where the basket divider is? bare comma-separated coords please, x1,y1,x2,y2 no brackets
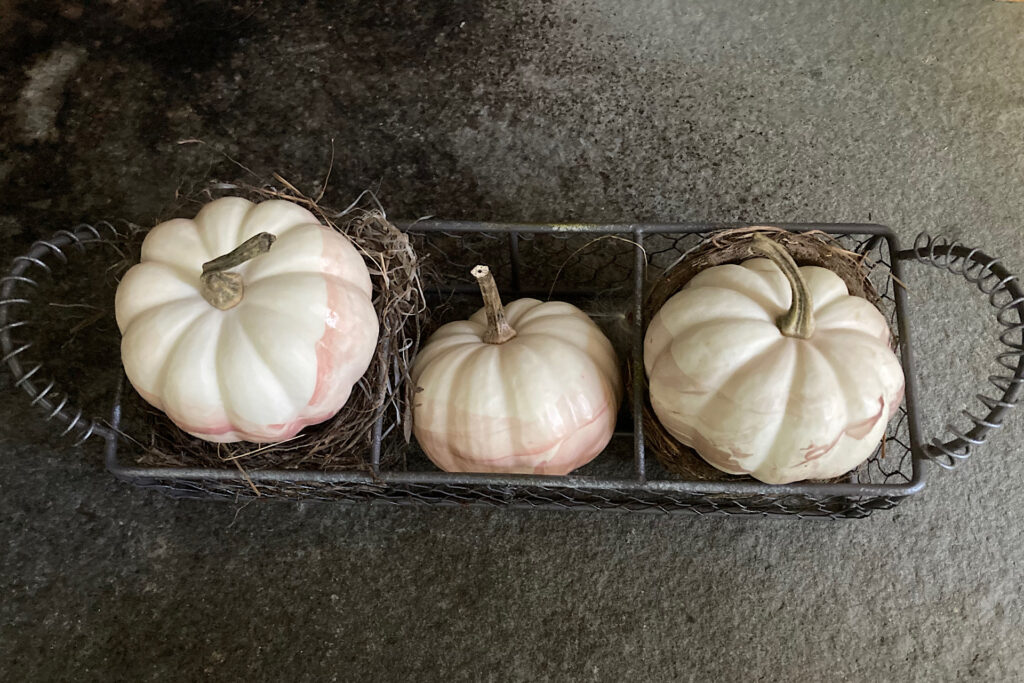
632,228,647,482
508,232,522,292
370,415,383,474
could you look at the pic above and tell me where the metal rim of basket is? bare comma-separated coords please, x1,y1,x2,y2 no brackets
2,221,1023,503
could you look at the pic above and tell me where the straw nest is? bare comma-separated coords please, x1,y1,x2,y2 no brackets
640,227,882,482
117,181,426,473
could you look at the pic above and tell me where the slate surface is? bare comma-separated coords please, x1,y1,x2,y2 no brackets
2,1,1024,680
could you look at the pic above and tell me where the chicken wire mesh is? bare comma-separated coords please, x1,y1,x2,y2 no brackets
118,474,903,518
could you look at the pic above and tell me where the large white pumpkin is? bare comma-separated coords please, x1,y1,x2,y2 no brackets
115,197,379,443
644,236,905,484
411,266,622,474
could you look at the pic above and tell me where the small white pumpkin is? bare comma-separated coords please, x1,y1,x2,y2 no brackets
115,197,378,443
411,266,622,474
644,235,905,484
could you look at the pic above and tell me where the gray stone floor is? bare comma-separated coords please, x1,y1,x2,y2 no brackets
3,1,1024,680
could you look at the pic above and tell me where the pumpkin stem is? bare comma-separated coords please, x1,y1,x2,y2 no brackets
472,264,517,344
750,235,814,339
199,232,277,310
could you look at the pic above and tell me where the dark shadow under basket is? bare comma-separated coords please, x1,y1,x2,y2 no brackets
640,228,883,482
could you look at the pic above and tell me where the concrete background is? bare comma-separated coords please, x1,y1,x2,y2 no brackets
3,1,1024,680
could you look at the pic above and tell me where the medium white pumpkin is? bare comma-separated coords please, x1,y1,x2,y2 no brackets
644,236,905,484
411,266,622,474
115,197,378,443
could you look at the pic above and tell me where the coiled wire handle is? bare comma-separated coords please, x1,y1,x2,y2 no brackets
897,233,1024,469
1,224,122,445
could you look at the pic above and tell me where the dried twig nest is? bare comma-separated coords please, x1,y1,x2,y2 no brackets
641,227,882,482
119,180,426,472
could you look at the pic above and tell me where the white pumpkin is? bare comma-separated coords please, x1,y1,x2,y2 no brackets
644,236,905,484
411,265,622,474
115,197,378,443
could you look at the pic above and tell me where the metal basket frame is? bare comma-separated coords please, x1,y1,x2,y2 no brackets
4,221,1022,518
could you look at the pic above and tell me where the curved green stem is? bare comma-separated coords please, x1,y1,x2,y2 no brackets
750,235,814,339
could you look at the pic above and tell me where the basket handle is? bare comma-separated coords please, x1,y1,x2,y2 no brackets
895,232,1024,469
1,224,121,444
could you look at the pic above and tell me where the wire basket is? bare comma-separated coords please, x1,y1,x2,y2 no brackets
3,221,1023,518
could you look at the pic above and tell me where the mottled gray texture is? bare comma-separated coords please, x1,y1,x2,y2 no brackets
15,42,87,143
3,1,1024,681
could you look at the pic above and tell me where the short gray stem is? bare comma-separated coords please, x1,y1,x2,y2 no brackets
199,232,276,310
